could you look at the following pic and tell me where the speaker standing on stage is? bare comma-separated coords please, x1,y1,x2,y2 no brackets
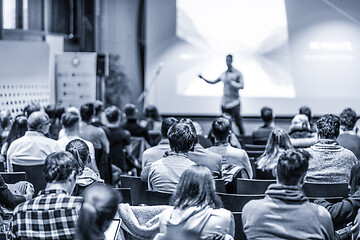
199,54,245,135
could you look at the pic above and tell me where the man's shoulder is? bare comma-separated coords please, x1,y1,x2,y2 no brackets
15,194,82,212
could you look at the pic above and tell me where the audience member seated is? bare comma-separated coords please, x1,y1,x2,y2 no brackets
23,102,41,117
156,165,235,239
208,113,242,149
314,163,360,239
256,129,294,179
337,108,360,160
300,106,317,133
121,103,151,145
142,118,222,180
180,119,222,178
66,139,104,196
0,173,33,209
306,114,358,183
45,105,64,140
102,106,131,172
148,123,196,193
141,105,162,132
7,111,60,170
11,151,83,240
209,117,252,178
75,183,121,240
242,149,334,240
252,106,277,145
1,115,27,172
289,114,317,148
90,100,104,127
141,117,178,181
0,110,12,144
79,103,110,155
79,103,110,182
57,111,99,173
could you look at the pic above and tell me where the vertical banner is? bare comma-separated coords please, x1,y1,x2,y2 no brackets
55,53,97,108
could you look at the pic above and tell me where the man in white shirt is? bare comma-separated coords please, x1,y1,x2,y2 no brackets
57,111,99,173
148,123,196,193
199,54,245,134
7,111,61,168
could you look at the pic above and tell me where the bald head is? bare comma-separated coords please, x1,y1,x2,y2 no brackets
28,111,50,134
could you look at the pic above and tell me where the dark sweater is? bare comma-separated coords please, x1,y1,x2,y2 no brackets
0,174,26,209
337,133,360,160
315,188,360,230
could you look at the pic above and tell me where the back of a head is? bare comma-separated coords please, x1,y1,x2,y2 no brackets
167,123,196,153
93,100,104,116
299,106,312,121
66,139,90,168
124,104,138,120
172,165,222,209
45,105,56,119
290,114,310,132
264,129,293,155
317,114,340,139
261,107,273,124
76,183,121,240
276,149,310,186
24,103,41,117
43,151,81,183
27,111,49,131
0,110,12,129
161,117,178,138
105,105,121,124
80,103,95,123
145,105,160,121
212,117,231,142
340,108,357,131
6,115,27,147
55,106,65,119
62,112,80,129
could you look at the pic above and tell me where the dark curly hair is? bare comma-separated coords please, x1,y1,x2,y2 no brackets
277,149,311,185
317,114,340,139
167,123,196,153
43,151,81,183
340,108,357,131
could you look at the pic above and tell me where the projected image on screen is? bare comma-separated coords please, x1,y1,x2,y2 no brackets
176,0,295,98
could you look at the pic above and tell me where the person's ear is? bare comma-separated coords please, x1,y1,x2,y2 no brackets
298,174,306,187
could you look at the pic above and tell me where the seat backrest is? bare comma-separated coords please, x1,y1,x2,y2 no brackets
232,212,246,240
246,151,264,159
238,135,253,145
303,182,349,198
12,164,46,195
217,193,264,212
119,175,148,205
237,179,276,195
244,144,266,152
0,172,27,184
128,137,150,162
146,190,172,206
308,196,344,203
115,188,133,205
214,179,226,193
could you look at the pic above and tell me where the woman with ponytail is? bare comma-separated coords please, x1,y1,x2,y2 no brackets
66,139,104,196
256,129,294,179
76,183,121,240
